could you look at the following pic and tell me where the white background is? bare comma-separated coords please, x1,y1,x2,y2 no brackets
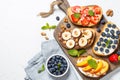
0,0,120,80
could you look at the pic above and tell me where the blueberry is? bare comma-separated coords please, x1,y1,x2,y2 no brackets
100,20,106,24
102,32,106,37
116,31,120,35
60,67,64,71
107,45,111,48
114,40,118,44
106,33,110,37
105,49,109,53
51,64,55,67
110,40,113,44
97,28,101,33
105,28,109,32
48,61,52,64
94,47,98,51
112,24,116,28
49,68,54,73
56,16,60,21
55,66,58,69
100,38,103,42
100,47,104,52
117,51,120,55
115,36,119,39
102,43,106,47
107,24,111,28
97,42,101,46
110,30,114,35
47,64,51,68
66,23,71,28
63,60,67,64
63,67,67,71
112,45,116,49
111,35,115,39
56,55,60,59
104,39,108,43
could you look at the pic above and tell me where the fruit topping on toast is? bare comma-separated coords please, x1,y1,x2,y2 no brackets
58,27,95,49
93,22,120,56
67,5,103,27
76,56,109,77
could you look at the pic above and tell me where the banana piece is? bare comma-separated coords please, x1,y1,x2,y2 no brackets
72,28,81,37
83,30,92,39
79,37,87,47
66,39,75,49
62,32,71,40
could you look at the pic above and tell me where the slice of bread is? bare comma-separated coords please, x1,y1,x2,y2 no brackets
67,5,103,27
76,56,109,78
58,28,95,49
93,22,120,56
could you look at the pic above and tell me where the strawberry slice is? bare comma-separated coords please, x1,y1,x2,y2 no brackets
71,13,81,23
90,16,99,24
93,6,101,14
71,6,81,13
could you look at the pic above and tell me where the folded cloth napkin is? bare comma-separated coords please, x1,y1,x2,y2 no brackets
25,39,82,80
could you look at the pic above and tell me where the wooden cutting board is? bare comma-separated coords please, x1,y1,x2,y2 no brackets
54,0,120,80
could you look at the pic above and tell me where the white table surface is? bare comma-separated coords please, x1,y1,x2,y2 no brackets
0,0,120,80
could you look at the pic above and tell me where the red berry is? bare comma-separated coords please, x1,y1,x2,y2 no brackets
109,54,118,63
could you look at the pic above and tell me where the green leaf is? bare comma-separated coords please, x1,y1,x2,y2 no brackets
88,10,94,16
68,49,79,57
74,13,81,18
105,39,110,47
41,26,49,30
49,25,56,29
57,63,61,71
46,23,49,27
38,64,45,73
88,59,98,69
78,49,86,55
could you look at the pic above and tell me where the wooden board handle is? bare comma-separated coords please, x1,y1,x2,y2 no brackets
57,0,70,14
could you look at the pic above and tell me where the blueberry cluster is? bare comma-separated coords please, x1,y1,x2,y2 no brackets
47,55,68,76
94,23,120,54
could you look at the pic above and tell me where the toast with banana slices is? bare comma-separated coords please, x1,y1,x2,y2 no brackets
58,28,95,49
93,22,120,56
67,5,103,27
76,56,109,78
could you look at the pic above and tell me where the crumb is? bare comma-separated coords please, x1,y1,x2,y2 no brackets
41,32,46,36
106,9,113,17
45,36,49,40
64,18,68,23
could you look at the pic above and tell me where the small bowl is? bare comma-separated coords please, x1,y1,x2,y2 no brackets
46,54,69,77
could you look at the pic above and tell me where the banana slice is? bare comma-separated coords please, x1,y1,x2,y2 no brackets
72,28,81,37
83,30,92,39
62,32,71,40
66,39,75,49
79,37,87,47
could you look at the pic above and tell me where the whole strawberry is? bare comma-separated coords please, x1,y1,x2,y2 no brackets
109,54,118,63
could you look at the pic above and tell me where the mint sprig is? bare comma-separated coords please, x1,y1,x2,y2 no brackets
88,59,98,69
105,39,110,47
38,64,45,73
68,49,86,57
57,63,61,71
41,23,56,30
88,10,94,16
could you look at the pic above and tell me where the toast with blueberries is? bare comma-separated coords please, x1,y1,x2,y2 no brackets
67,5,103,27
93,22,120,56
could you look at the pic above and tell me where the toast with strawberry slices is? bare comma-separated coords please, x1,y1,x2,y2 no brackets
67,5,103,27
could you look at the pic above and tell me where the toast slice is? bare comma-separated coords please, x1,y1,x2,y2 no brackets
58,28,96,49
67,5,103,27
93,22,120,56
76,56,109,78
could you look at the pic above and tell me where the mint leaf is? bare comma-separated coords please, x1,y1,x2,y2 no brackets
46,23,49,27
88,10,94,16
68,49,79,57
105,39,110,47
49,25,56,29
41,26,49,30
57,63,61,71
88,59,98,69
38,64,45,73
78,49,86,55
74,13,80,18
41,23,56,30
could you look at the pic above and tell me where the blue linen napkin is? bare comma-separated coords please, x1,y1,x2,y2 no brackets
25,39,82,80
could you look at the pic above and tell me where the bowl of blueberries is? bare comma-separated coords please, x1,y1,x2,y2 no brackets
46,54,69,77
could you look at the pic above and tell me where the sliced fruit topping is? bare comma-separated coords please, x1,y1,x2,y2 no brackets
82,65,92,72
94,60,103,73
79,37,87,47
83,30,92,39
72,28,81,37
62,32,71,40
93,6,101,14
109,54,118,63
66,39,75,49
71,6,81,13
90,15,99,24
76,56,92,67
71,13,81,23
100,60,109,74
